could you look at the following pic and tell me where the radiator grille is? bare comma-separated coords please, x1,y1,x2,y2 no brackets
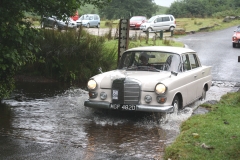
112,78,140,104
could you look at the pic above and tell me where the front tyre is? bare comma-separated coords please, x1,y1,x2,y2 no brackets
53,23,58,30
147,27,153,32
233,43,236,48
200,87,206,100
41,21,45,29
171,96,180,115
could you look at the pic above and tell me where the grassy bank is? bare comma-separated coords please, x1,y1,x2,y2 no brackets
176,18,240,32
164,91,240,160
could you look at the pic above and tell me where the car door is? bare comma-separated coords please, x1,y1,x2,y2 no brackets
89,15,94,27
93,15,98,27
181,54,199,104
153,17,162,31
188,53,203,101
161,16,171,30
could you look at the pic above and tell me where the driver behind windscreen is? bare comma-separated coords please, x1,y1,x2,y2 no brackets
139,52,150,65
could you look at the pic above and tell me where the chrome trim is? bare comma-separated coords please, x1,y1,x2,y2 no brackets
84,100,173,113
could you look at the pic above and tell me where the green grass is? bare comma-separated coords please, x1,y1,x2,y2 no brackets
164,92,240,160
176,18,240,32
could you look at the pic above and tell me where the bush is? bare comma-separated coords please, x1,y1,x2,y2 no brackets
19,28,117,84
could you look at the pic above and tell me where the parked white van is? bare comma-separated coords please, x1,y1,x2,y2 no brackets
140,14,176,32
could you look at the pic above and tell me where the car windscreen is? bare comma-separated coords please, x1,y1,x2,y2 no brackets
147,16,156,23
130,17,144,21
118,51,181,72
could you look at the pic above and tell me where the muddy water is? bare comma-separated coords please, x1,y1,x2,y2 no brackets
0,81,236,159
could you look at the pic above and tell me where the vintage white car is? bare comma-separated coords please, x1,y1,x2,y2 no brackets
84,46,212,113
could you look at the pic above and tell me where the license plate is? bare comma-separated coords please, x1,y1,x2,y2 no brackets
110,104,136,111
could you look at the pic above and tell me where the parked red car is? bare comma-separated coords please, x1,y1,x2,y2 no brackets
71,11,79,21
129,16,147,30
232,26,240,48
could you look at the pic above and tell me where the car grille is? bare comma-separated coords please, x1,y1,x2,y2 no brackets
112,78,140,104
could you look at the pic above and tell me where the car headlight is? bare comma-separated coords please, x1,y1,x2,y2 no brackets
155,83,167,94
87,79,97,90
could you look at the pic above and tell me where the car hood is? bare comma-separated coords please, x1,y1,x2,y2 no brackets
92,70,172,91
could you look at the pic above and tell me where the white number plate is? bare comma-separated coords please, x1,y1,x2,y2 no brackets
110,104,136,111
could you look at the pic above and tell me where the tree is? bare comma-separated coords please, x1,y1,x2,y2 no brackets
166,0,238,18
0,0,111,100
98,0,158,19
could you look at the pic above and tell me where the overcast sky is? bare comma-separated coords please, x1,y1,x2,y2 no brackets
154,0,176,7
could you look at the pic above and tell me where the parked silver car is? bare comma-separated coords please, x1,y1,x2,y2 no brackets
76,14,100,28
84,46,212,113
41,16,77,30
140,14,176,32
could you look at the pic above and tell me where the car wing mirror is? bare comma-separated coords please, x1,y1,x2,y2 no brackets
171,71,178,76
98,67,103,73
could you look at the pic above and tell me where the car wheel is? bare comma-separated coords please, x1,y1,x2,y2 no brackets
147,27,153,32
169,26,174,32
87,23,90,28
171,96,180,115
200,87,206,100
53,23,58,30
97,23,100,28
233,43,236,48
41,22,45,29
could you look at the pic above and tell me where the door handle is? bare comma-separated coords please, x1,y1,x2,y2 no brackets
194,75,197,78
202,71,205,74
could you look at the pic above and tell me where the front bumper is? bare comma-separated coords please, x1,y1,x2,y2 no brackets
84,100,173,113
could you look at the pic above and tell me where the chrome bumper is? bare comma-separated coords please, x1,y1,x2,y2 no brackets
84,100,173,113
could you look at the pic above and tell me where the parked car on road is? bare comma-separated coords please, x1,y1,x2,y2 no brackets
71,11,79,21
129,16,147,30
84,46,212,114
41,16,77,30
76,14,100,28
232,26,240,48
140,14,176,32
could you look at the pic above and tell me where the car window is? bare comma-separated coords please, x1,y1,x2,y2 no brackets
162,16,170,22
119,51,181,71
182,54,191,71
156,17,162,22
188,54,199,69
147,16,156,23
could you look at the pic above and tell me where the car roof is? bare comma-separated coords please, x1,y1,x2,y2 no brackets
125,46,196,55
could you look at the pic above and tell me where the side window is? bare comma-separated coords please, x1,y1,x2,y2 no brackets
189,54,199,69
156,17,162,22
162,16,170,22
94,15,98,20
170,16,173,21
182,54,191,71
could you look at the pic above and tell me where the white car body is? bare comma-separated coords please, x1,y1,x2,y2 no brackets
84,46,212,113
